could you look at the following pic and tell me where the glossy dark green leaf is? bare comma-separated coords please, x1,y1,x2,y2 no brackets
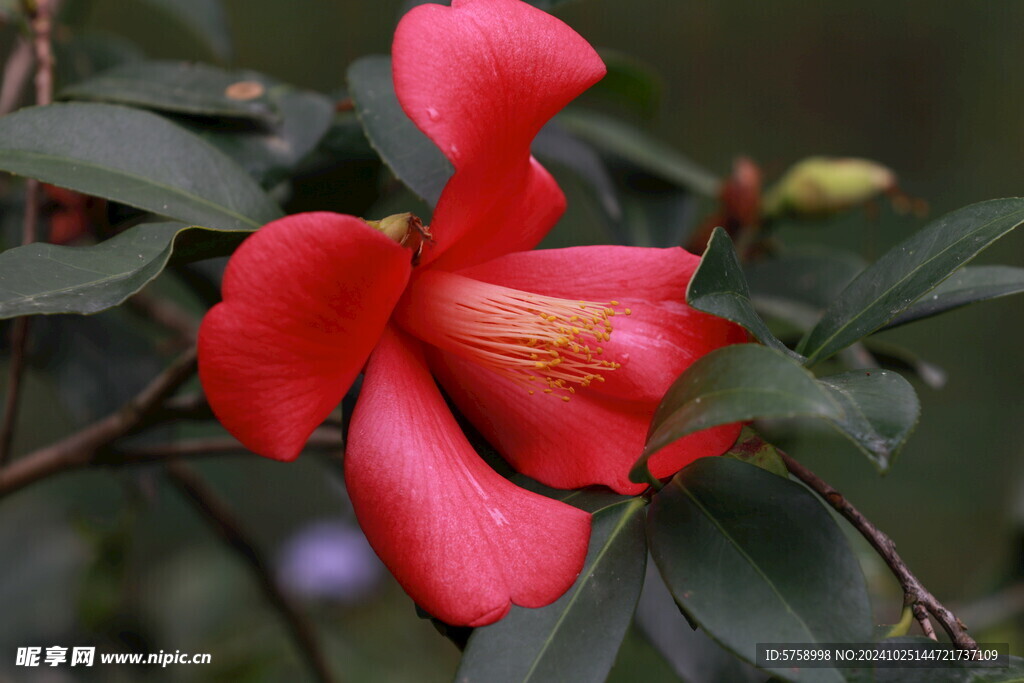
885,265,1024,329
137,0,232,61
60,61,276,123
636,563,764,683
723,427,788,478
633,344,841,485
557,108,719,197
0,103,282,229
457,498,647,683
347,55,453,206
687,227,801,358
0,223,248,318
183,86,335,187
817,369,920,472
798,198,1024,365
648,458,873,683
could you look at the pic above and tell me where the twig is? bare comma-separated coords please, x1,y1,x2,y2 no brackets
0,0,57,467
0,318,31,465
164,461,336,683
913,603,938,640
0,347,197,498
0,38,32,116
154,392,213,422
781,452,978,649
29,0,55,107
108,429,344,463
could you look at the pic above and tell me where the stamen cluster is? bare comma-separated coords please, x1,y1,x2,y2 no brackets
444,289,630,400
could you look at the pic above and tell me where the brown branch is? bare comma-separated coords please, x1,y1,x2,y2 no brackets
0,37,32,116
109,429,344,463
29,0,55,107
0,0,56,466
781,452,977,648
164,461,336,683
153,392,213,422
0,317,31,465
0,347,197,498
913,603,938,640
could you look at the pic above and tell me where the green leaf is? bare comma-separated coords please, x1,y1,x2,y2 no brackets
59,61,277,123
687,227,802,358
0,102,282,229
0,223,248,318
648,458,873,683
556,108,719,197
723,427,788,478
798,198,1024,365
347,55,453,207
137,0,232,62
183,85,335,187
885,265,1024,328
633,344,841,485
817,369,920,472
457,498,647,683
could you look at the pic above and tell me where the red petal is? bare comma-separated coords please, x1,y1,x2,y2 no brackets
393,0,606,269
198,213,411,461
428,348,742,496
345,326,590,626
455,245,699,301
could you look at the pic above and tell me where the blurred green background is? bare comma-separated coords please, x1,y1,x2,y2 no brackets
1,0,1022,681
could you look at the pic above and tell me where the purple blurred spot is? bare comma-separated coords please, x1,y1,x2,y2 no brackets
277,520,383,602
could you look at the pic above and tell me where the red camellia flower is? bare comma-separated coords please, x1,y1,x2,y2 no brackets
198,0,745,627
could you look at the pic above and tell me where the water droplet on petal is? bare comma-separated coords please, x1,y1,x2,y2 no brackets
426,106,440,121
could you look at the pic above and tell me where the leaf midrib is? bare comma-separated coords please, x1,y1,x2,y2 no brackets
0,149,267,228
0,244,172,309
520,498,644,683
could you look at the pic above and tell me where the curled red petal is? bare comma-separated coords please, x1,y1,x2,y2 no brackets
428,347,741,495
455,244,699,302
393,0,606,268
345,326,590,626
198,213,411,461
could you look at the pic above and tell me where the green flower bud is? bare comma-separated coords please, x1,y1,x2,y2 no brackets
763,156,896,219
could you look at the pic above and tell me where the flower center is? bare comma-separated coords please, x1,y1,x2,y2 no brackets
396,271,629,401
